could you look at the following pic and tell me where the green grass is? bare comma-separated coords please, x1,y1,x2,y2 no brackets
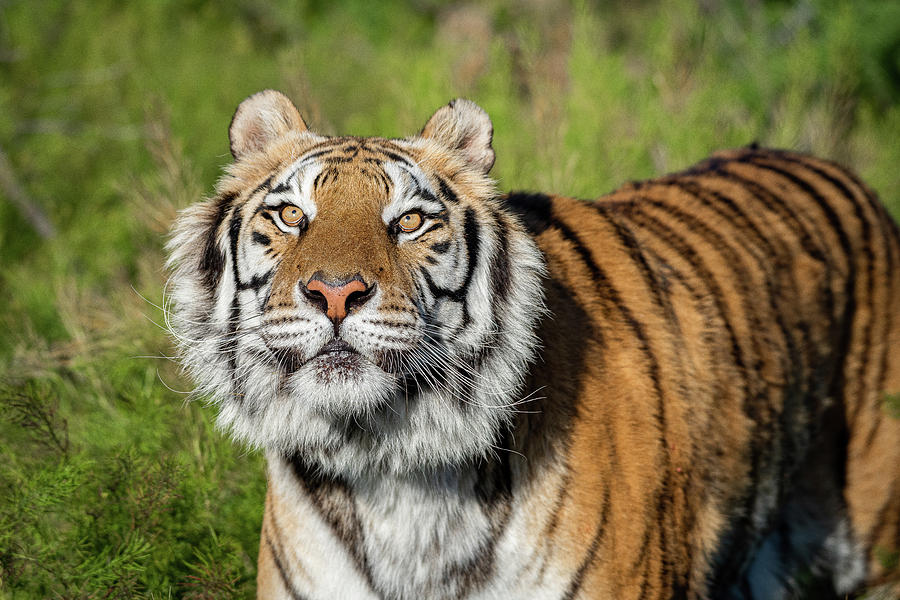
1,0,899,597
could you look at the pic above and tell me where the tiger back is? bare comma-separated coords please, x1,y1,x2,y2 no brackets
166,90,900,599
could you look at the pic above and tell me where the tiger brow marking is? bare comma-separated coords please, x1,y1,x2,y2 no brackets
379,149,413,166
271,180,291,194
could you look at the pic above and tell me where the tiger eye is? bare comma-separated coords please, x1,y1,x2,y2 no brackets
280,205,305,227
398,212,423,233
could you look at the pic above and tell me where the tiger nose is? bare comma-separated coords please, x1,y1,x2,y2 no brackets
301,274,375,324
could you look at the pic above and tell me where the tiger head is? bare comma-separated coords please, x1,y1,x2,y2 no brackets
167,91,545,477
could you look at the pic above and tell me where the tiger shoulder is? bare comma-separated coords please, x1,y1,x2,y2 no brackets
166,91,900,599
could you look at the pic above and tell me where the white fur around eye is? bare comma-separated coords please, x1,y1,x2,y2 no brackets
263,161,322,225
381,162,443,226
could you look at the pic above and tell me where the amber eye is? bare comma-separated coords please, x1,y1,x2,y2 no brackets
397,212,423,233
279,205,305,227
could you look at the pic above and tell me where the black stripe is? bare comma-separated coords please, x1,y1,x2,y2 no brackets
237,268,273,292
376,168,392,196
436,176,459,203
643,188,796,384
548,211,666,413
301,147,338,163
264,523,308,600
714,163,838,335
419,267,463,303
550,207,677,594
599,209,683,340
595,207,686,591
741,155,854,271
271,181,291,194
538,471,571,543
287,455,382,598
459,208,482,327
744,156,866,453
670,177,814,534
815,159,900,403
227,202,244,400
488,209,513,311
252,176,274,197
417,209,481,310
714,164,831,267
503,192,553,235
768,153,880,426
419,221,444,236
562,486,611,600
619,203,770,593
381,149,413,166
252,231,271,246
430,241,450,254
198,192,235,292
313,168,327,190
448,428,515,596
417,186,442,207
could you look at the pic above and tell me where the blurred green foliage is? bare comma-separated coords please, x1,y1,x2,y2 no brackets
0,0,898,597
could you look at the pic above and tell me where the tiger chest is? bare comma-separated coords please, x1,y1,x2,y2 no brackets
267,457,510,598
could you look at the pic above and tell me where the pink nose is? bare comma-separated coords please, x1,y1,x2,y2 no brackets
303,276,372,323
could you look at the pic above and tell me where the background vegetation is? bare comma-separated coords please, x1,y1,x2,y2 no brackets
1,0,899,597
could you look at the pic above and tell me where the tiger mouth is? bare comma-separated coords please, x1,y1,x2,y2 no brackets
267,338,367,378
318,339,355,355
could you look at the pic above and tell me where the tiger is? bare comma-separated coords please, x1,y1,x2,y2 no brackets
166,89,900,599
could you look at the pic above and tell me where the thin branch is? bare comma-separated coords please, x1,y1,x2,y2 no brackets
0,144,56,238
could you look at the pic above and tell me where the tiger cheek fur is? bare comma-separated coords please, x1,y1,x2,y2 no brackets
167,90,900,599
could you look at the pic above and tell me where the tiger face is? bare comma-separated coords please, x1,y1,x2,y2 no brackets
166,91,545,477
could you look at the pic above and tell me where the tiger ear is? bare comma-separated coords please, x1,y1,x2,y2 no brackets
229,90,308,159
420,99,495,174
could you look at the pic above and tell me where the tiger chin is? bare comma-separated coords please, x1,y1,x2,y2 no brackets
167,90,900,599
